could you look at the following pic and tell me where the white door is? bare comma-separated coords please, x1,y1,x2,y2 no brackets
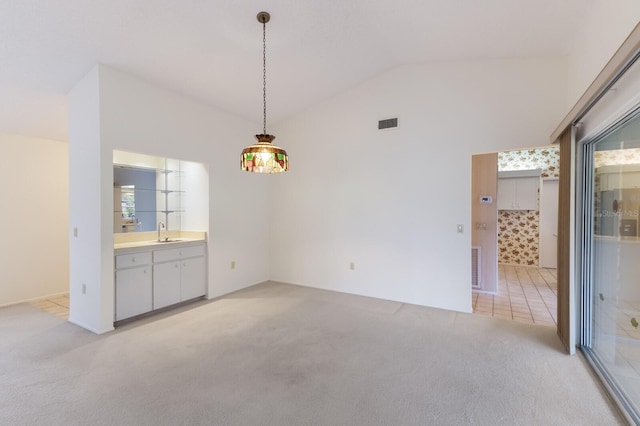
539,179,559,268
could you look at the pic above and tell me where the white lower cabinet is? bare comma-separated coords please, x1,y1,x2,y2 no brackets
152,244,206,308
153,261,181,309
180,256,206,301
115,242,206,322
115,265,152,321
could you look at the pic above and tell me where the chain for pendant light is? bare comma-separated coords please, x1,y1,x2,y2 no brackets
262,16,267,135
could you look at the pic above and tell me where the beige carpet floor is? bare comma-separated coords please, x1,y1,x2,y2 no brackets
0,282,625,425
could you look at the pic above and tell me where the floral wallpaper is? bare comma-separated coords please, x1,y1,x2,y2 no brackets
498,146,560,178
498,211,539,266
594,148,640,167
497,146,559,266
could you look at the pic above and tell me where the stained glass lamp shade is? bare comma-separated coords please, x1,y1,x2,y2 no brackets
241,134,289,173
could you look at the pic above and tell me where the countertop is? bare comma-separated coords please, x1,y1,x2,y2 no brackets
114,238,206,252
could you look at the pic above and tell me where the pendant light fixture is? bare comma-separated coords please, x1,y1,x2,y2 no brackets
241,11,289,174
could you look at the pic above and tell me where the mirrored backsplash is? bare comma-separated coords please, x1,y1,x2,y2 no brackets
113,150,206,234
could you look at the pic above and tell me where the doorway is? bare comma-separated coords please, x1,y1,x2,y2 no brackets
471,145,560,326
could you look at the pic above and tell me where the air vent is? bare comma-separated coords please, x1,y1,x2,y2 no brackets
472,246,482,289
378,117,398,130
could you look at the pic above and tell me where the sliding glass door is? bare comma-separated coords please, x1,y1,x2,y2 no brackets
583,111,640,421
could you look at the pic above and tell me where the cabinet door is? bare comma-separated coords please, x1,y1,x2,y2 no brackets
115,267,152,321
515,177,539,210
498,177,539,210
153,262,181,309
497,179,517,210
180,256,206,301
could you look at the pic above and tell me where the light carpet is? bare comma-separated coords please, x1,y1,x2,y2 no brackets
0,282,624,425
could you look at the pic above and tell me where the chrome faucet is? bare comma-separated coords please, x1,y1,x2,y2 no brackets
158,222,165,241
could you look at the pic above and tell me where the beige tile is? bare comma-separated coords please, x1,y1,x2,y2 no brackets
30,300,57,309
44,306,68,315
513,312,533,319
48,295,70,308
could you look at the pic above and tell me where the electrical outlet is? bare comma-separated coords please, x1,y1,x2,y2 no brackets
82,283,86,294
231,261,236,270
350,262,355,270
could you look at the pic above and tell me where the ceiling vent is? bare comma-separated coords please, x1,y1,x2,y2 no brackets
378,117,398,130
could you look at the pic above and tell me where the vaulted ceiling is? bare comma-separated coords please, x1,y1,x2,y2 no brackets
1,0,590,141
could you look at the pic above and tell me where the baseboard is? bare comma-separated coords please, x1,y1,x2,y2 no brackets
472,289,498,296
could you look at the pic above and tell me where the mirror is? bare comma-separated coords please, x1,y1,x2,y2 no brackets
113,150,184,234
114,165,159,233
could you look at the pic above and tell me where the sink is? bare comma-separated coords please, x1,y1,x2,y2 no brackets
157,239,182,243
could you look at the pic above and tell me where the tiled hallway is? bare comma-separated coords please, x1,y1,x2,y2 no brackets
473,265,557,326
29,294,69,320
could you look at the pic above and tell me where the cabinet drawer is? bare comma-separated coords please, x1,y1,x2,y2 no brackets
153,244,205,263
116,252,152,269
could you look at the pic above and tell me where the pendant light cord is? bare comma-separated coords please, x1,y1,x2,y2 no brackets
262,19,267,135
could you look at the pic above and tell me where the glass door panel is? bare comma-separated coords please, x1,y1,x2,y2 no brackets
589,114,640,416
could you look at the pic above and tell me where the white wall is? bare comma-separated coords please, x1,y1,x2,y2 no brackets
68,64,270,333
270,57,567,312
0,133,68,306
566,0,640,110
68,67,110,332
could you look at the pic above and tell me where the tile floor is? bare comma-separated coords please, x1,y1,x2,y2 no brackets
472,264,557,327
29,294,69,320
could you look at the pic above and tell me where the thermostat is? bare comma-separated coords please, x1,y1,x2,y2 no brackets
480,196,493,204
